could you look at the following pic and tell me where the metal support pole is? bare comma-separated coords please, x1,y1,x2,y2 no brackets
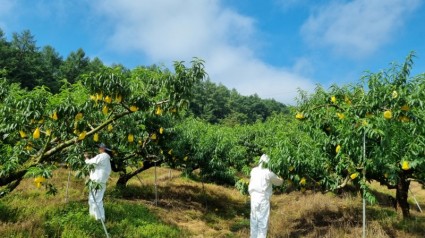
169,168,172,180
154,161,158,206
362,131,367,238
89,189,110,238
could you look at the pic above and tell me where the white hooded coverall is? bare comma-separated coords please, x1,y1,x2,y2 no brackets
85,152,111,221
248,154,283,238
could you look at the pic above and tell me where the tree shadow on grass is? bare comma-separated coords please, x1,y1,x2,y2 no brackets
112,183,250,220
283,204,425,238
392,216,425,236
0,202,19,222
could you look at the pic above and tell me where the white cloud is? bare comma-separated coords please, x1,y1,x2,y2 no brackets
301,0,421,58
91,0,315,104
207,45,314,103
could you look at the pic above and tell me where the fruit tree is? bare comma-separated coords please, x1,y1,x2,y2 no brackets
0,59,205,196
292,53,425,218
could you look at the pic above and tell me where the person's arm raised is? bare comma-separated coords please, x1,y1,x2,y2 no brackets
85,154,101,165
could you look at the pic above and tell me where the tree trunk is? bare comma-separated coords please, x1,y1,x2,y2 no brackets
396,174,410,219
116,161,155,187
0,170,27,198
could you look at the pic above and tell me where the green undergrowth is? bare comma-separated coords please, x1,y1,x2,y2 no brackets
0,192,182,238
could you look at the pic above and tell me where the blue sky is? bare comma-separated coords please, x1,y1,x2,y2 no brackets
1,0,424,103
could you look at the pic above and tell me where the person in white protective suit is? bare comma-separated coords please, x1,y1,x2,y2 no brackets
248,154,283,238
84,143,112,221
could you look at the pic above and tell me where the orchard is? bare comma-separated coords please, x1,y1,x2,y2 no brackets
1,47,425,237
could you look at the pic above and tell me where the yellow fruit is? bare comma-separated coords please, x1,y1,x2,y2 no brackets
344,96,352,105
300,177,306,186
107,124,113,131
19,130,27,138
38,118,44,124
130,105,138,112
128,134,134,143
399,116,410,123
168,149,173,155
331,96,337,103
34,176,46,188
138,140,143,145
295,112,305,120
336,145,341,153
350,173,359,180
401,105,410,111
34,176,46,184
46,129,51,136
93,133,99,142
361,120,368,126
75,112,83,121
401,161,410,170
104,96,112,104
115,95,123,103
151,133,157,140
51,111,58,120
384,110,392,119
33,127,40,139
159,127,164,134
155,106,163,115
184,156,188,161
78,131,87,140
102,106,109,115
392,90,398,99
337,113,345,120
25,145,33,151
90,95,96,101
96,93,103,101
289,166,294,172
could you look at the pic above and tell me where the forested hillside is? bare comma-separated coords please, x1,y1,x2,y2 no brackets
188,80,288,124
0,29,103,93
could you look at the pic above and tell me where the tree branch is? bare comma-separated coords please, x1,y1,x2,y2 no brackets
336,176,350,189
39,111,131,163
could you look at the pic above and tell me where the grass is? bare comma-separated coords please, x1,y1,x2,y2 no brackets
0,169,183,238
1,167,425,237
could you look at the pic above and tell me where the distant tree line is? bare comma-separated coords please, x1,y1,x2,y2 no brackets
189,80,288,125
0,29,104,93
